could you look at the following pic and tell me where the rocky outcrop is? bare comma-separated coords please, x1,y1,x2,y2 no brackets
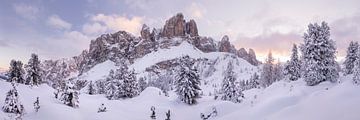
248,48,260,65
161,13,199,38
185,20,198,37
236,48,260,66
140,24,151,40
218,35,237,53
161,13,185,38
192,37,217,53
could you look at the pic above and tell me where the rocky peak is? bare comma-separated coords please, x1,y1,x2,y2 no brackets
161,13,198,38
185,19,198,37
140,24,151,40
219,35,236,53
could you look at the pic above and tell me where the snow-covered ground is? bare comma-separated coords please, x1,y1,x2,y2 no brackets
1,74,360,120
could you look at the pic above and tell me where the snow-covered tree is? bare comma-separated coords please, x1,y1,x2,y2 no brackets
120,68,139,98
301,22,339,86
138,77,148,92
105,70,119,100
8,60,25,84
60,81,79,108
273,59,284,81
95,80,106,94
284,44,301,81
353,47,360,84
2,83,25,115
33,97,40,112
25,53,42,86
175,56,201,105
221,61,243,103
344,41,359,75
260,51,275,88
87,81,96,95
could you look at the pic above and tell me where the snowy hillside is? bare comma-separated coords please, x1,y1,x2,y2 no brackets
1,74,360,120
78,40,258,94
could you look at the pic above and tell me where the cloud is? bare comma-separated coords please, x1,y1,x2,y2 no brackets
13,3,39,20
46,15,72,30
186,2,206,19
82,22,107,35
90,14,144,35
330,13,360,56
234,32,302,61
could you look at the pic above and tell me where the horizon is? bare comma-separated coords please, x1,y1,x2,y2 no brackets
1,0,360,69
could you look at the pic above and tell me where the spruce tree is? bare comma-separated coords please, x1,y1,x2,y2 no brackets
175,56,201,105
221,61,242,103
138,77,148,92
344,41,359,75
260,51,275,88
105,70,118,100
285,44,301,81
353,47,360,84
120,68,139,98
25,53,42,86
8,60,25,84
2,83,25,115
301,22,339,86
273,59,284,81
87,81,96,95
60,81,79,108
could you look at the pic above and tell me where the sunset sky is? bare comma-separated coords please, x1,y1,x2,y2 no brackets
1,0,360,69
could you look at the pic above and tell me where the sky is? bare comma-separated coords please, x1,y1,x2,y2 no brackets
1,0,360,69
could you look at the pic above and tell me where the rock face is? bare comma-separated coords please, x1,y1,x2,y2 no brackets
236,48,261,66
161,13,185,38
218,35,237,53
161,13,198,38
248,48,260,65
140,24,151,40
192,37,217,53
185,20,198,37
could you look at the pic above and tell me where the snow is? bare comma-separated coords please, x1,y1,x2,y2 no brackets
1,74,360,120
77,60,117,81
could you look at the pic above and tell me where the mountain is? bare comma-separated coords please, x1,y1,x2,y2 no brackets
41,13,261,88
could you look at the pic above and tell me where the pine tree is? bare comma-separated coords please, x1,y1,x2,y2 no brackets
301,22,339,86
353,47,360,84
344,41,359,75
260,51,275,88
105,70,119,100
221,61,243,103
2,83,25,115
25,53,42,86
8,60,25,84
284,44,301,81
120,68,139,98
273,59,284,81
138,77,148,92
175,56,201,105
87,81,96,95
60,81,79,108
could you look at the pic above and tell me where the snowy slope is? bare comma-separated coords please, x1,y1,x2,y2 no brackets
1,74,360,120
77,60,117,81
